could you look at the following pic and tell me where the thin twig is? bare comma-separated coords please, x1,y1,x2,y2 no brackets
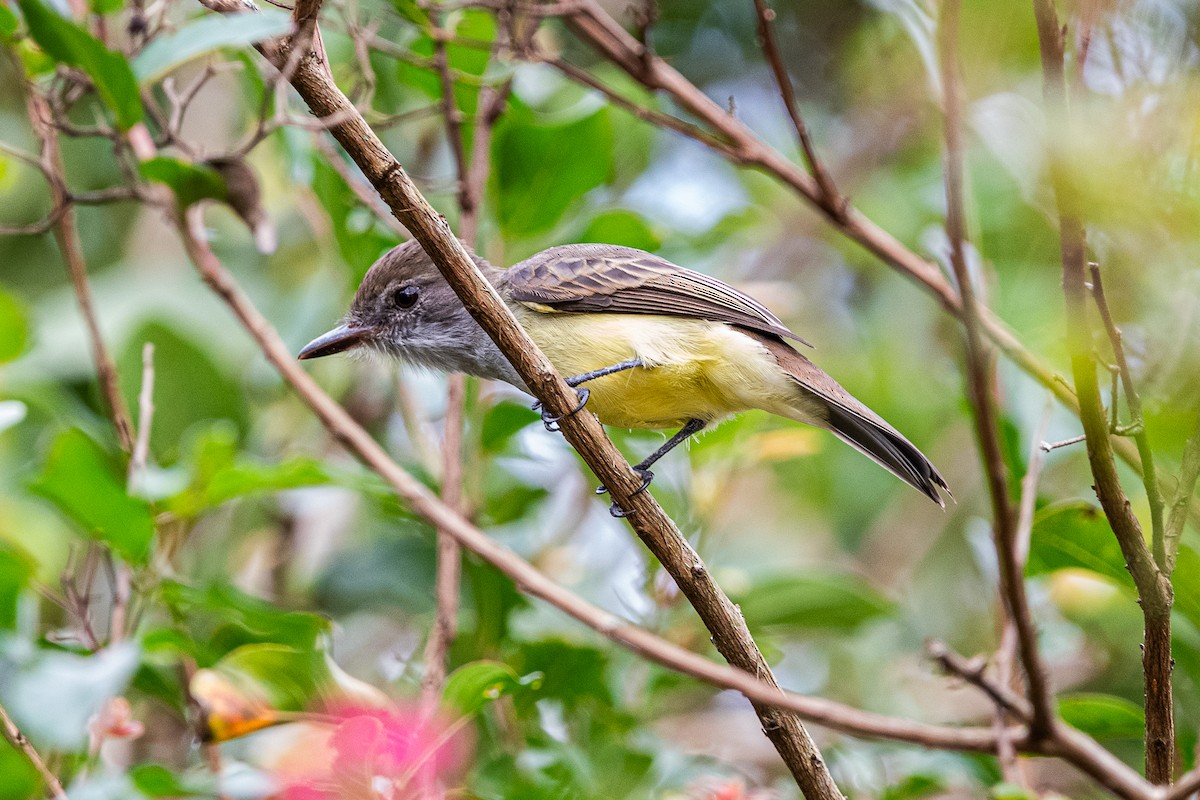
1090,263,1167,569
750,0,842,216
939,0,1054,740
1165,415,1200,574
1032,0,1174,782
0,702,68,800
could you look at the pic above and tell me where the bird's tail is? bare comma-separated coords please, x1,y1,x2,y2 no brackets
747,332,950,507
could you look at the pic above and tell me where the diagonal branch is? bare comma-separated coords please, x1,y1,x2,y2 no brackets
0,702,68,800
174,200,1159,800
938,0,1054,740
1031,0,1174,783
750,0,843,216
553,0,1155,491
205,0,842,794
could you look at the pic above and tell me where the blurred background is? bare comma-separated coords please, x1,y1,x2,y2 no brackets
2,0,1200,797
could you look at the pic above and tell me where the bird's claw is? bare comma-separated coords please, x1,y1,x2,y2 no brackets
533,387,590,432
599,467,654,516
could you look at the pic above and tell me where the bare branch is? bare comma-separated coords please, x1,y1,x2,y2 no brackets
750,0,842,215
1032,0,1174,782
1090,263,1167,568
0,702,68,800
939,0,1053,739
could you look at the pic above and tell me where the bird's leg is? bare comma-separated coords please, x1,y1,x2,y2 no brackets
602,418,707,518
533,357,643,431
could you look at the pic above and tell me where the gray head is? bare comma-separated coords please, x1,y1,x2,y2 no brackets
298,241,519,384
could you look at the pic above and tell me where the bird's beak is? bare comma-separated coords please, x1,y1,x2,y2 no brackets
298,323,372,360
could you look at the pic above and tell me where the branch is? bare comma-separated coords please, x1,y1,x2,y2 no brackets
173,200,1026,757
0,702,68,800
553,0,1157,492
938,0,1054,740
205,2,844,794
1165,416,1200,573
750,0,842,215
24,91,134,452
1090,263,1167,568
1031,0,1174,783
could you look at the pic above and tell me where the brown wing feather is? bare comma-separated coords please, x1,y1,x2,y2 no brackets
506,244,810,346
748,332,950,506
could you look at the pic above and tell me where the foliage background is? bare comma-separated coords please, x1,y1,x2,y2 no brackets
1,0,1199,797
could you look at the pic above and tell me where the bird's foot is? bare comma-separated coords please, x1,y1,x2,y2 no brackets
532,387,590,432
597,467,654,516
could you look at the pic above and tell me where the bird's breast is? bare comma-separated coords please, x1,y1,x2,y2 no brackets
512,307,795,430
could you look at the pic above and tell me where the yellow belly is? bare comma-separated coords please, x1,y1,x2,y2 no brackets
514,307,798,430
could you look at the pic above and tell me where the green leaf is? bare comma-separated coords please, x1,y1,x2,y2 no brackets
169,423,331,518
208,643,325,712
311,156,396,281
89,0,123,15
17,0,142,129
576,210,661,252
160,581,330,660
0,4,18,37
480,401,539,452
1058,693,1144,740
31,429,155,563
1027,501,1131,587
443,660,530,715
0,541,36,631
117,322,246,465
138,157,228,208
492,100,613,236
130,765,202,798
736,572,894,631
0,288,30,363
132,11,292,85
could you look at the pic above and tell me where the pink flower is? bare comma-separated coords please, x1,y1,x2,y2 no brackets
273,703,471,800
87,697,145,749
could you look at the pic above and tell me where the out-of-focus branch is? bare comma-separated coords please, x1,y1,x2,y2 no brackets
1031,0,1174,783
201,2,844,794
173,199,1025,756
750,0,842,216
938,0,1053,740
1165,417,1200,573
24,90,134,452
1090,263,1167,568
0,702,68,800
551,0,1158,490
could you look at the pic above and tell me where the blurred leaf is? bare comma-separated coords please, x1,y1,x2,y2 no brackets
160,581,330,660
1058,693,1144,740
882,774,943,800
388,0,427,25
0,288,28,363
133,10,292,84
130,764,202,798
511,640,609,708
576,210,661,252
311,156,395,281
0,541,35,630
0,4,18,36
169,423,331,517
480,401,538,452
0,739,39,800
0,642,139,750
315,531,436,614
117,321,246,465
443,660,532,716
1027,501,1131,587
736,572,893,631
396,9,495,118
138,157,228,208
989,784,1037,800
492,100,613,236
16,0,142,129
89,0,123,14
31,429,154,563
0,401,26,434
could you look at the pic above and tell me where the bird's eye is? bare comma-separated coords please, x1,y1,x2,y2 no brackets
390,285,419,309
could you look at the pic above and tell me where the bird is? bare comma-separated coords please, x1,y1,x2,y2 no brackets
299,240,949,513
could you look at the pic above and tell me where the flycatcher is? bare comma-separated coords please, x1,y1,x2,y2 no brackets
300,241,949,510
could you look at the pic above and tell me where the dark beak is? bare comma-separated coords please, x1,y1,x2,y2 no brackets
298,323,372,360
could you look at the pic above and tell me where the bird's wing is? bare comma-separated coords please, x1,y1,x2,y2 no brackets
505,244,810,345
